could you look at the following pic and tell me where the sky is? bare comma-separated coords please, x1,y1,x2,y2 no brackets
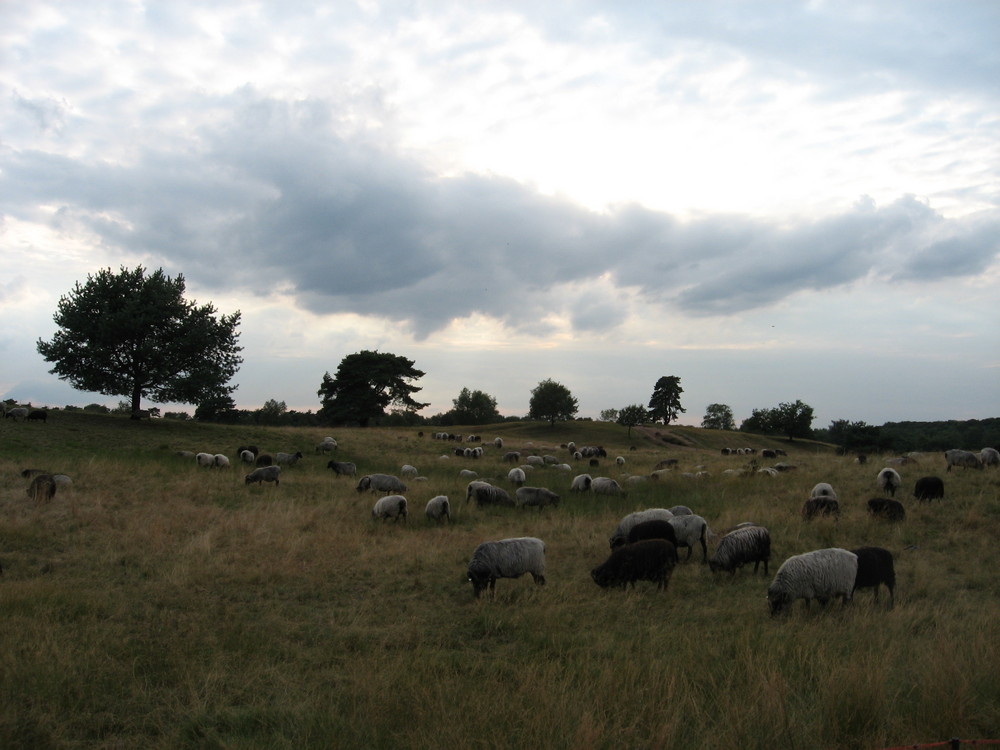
2,0,998,427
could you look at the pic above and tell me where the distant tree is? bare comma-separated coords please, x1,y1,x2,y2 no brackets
317,350,429,427
256,399,288,425
616,404,649,437
740,407,777,435
528,379,578,426
194,391,238,422
450,387,501,425
823,419,881,453
648,376,686,425
742,400,814,441
599,408,619,423
36,266,242,418
702,403,736,431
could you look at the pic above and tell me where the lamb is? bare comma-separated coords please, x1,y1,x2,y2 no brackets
507,467,526,486
356,474,407,494
851,546,895,608
667,514,709,562
913,475,945,502
275,451,304,466
570,474,592,492
767,548,859,615
801,497,840,521
466,537,546,598
980,447,1000,467
372,495,408,522
608,509,674,548
591,477,624,496
424,495,451,523
944,449,982,471
245,465,281,485
464,481,514,507
709,526,771,575
326,460,358,477
591,539,678,591
810,482,837,500
877,467,902,497
213,454,231,468
515,486,560,509
867,497,905,522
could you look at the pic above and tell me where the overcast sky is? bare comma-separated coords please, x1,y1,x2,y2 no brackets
2,1,998,427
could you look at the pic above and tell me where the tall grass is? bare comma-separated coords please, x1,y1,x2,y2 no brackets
2,412,999,748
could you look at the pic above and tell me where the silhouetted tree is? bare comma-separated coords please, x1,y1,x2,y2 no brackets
450,387,501,425
648,376,686,425
317,350,428,427
528,379,578,426
617,404,649,437
702,403,736,431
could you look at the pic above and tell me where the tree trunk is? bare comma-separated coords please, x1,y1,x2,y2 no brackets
130,386,143,420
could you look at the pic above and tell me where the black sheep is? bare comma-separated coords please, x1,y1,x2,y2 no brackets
620,520,680,561
913,476,945,502
851,546,896,608
867,497,906,522
802,497,840,520
591,539,677,591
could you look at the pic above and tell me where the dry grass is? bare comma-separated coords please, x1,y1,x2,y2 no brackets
1,412,999,748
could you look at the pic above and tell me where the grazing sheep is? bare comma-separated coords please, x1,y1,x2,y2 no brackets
464,481,514,507
515,486,560,509
275,451,304,466
615,456,625,468
767,548,859,615
867,497,905,522
26,473,57,503
467,537,546,598
877,467,902,497
401,464,419,479
980,447,1000,467
851,546,896,608
424,495,451,523
356,474,407,494
502,451,522,464
525,455,545,467
372,495,408,522
20,468,49,478
570,474,592,492
667,514,710,562
255,453,274,467
617,520,679,555
239,450,256,464
493,437,503,449
810,482,838,500
668,505,693,516
507,467,526,486
27,409,47,423
238,445,259,459
213,454,231,468
326,460,357,477
801,497,840,521
5,407,29,421
592,477,624,496
245,465,281,485
609,509,675,548
459,469,479,479
315,438,338,453
945,449,982,471
709,526,771,575
913,476,945,502
195,452,215,468
591,540,678,591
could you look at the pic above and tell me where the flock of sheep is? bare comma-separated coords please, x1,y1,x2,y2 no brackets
168,432,999,614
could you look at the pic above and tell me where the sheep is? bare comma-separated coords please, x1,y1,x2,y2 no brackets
237,445,259,458
326,460,357,477
767,548,859,615
245,465,281,485
27,409,47,423
26,473,57,503
980,447,1000,467
5,407,29,421
239,450,256,464
801,497,840,521
515,486,560,509
615,456,625,468
667,514,710,562
591,477,624,496
851,546,896,608
609,509,674,548
195,452,215,468
371,494,408,522
493,437,503,449
275,451,304,466
464,481,514,507
945,449,982,471
315,438,338,453
616,520,679,555
570,474,592,492
20,468,49,477
467,537,546,598
809,482,837,500
709,526,771,575
255,453,274,467
867,497,905,522
401,464,419,479
502,451,521,464
459,469,478,479
591,540,678,591
668,505,693,516
913,476,945,502
424,495,451,523
356,474,407,494
525,455,545,467
876,467,902,497
507,467,526,486
213,454,231,468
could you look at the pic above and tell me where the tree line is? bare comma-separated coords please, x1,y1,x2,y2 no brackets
33,266,997,452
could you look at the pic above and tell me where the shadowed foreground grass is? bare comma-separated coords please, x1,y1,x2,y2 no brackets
1,412,999,749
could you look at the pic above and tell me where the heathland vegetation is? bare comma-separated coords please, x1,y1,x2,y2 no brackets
2,411,999,748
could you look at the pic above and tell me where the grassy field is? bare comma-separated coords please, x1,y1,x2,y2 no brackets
2,411,999,749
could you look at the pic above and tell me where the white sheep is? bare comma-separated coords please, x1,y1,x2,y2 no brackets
315,437,338,453
615,456,625,468
709,526,771,575
667,514,709,562
245,465,281,485
195,452,215,467
372,495,408,522
356,474,407,494
401,464,419,479
213,454,230,468
591,477,624,496
980,447,1000,467
515,486,560,509
239,450,256,464
493,437,503,449
876,467,902,496
466,537,546,598
459,469,479,480
570,474,592,492
609,508,675,548
507,467,526,486
425,495,451,523
525,455,545,467
465,481,514,507
275,451,304,466
945,449,983,471
767,548,859,615
809,482,837,500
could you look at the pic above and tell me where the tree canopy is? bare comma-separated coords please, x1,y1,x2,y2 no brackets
317,350,428,427
36,266,242,418
616,404,649,437
528,379,578,426
648,375,686,424
448,387,501,425
702,403,736,431
741,399,815,441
